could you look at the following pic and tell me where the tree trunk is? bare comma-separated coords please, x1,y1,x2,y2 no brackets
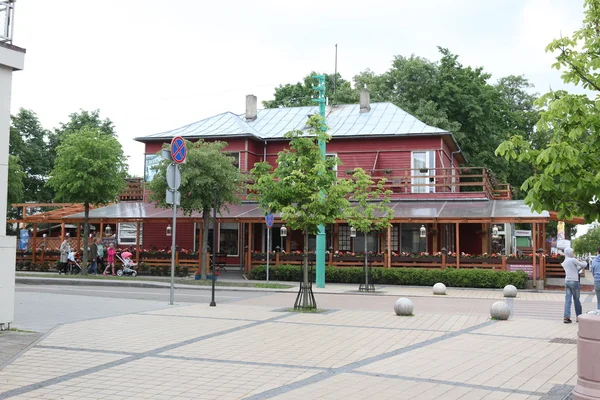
82,202,90,274
364,231,368,287
201,208,209,280
303,230,309,307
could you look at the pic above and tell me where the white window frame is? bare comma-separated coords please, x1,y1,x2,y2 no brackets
411,151,435,193
326,153,338,175
118,223,143,246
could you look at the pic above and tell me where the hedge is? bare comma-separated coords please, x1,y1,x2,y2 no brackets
248,265,528,289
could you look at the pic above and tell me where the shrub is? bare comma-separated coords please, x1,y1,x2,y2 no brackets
248,265,528,289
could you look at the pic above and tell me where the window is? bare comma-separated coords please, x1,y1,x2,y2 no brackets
118,223,143,245
219,223,239,256
412,151,435,193
391,225,399,252
225,152,240,169
339,225,351,251
326,153,338,175
144,154,161,183
354,232,378,253
400,223,425,253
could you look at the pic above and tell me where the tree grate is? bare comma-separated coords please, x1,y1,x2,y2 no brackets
549,338,577,345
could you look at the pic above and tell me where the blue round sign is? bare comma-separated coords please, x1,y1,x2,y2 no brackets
170,136,187,164
265,213,274,228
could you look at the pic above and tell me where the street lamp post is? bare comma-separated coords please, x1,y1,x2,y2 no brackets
313,74,327,288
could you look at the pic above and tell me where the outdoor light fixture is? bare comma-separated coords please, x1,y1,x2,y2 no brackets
492,225,500,239
65,233,70,238
280,225,287,237
166,224,172,237
104,225,112,236
89,233,93,238
350,226,356,238
420,225,427,238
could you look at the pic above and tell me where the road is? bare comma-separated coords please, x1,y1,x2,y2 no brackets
14,284,272,332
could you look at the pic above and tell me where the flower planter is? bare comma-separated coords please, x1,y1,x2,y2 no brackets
280,255,315,262
392,256,440,263
460,258,502,264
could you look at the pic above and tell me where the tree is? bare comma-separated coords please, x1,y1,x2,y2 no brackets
147,140,243,279
573,227,600,255
7,155,25,207
250,115,352,309
49,110,116,167
263,72,357,108
344,168,393,290
47,127,128,271
496,0,600,221
10,109,54,202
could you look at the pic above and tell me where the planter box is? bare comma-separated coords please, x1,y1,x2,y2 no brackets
280,255,315,262
392,257,441,263
460,258,502,264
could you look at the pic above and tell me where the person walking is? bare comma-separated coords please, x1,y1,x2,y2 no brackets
591,247,600,310
86,238,98,275
58,237,71,275
562,247,586,323
96,239,105,273
103,243,116,276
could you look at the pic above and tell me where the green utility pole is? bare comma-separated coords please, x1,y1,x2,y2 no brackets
312,74,326,288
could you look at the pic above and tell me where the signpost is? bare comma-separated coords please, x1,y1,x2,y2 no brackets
165,136,186,305
265,213,274,283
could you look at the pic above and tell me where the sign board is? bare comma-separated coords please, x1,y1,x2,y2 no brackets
144,154,161,183
557,239,571,250
265,213,274,228
161,149,173,162
508,264,533,279
514,230,531,236
170,136,187,164
166,190,180,205
166,164,181,190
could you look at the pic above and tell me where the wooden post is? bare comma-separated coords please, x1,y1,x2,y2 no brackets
456,222,460,269
60,222,65,242
387,224,392,268
76,223,81,251
441,253,446,270
100,223,104,240
247,223,253,273
333,224,339,253
32,224,37,264
276,251,280,267
502,255,507,271
135,222,141,266
206,252,211,275
286,229,291,252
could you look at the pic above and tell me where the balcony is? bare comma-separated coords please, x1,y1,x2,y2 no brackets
0,1,15,44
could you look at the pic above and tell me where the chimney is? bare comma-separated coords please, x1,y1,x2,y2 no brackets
360,88,370,113
245,94,257,121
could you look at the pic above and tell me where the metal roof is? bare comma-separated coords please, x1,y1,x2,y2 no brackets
63,200,548,222
136,103,450,141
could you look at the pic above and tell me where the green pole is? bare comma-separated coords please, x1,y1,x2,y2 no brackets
312,74,326,288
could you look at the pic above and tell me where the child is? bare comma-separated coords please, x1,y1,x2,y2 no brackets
67,250,81,275
103,244,117,276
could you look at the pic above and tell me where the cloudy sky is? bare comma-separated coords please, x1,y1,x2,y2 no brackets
10,0,584,179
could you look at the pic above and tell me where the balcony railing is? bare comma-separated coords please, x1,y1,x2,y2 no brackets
0,1,15,44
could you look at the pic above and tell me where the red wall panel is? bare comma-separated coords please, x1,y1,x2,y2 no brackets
143,222,195,250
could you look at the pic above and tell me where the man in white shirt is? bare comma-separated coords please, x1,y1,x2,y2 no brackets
561,247,586,323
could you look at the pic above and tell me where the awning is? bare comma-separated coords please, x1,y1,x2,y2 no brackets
62,200,548,224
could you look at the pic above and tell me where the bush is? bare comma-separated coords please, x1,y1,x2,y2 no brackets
248,265,528,289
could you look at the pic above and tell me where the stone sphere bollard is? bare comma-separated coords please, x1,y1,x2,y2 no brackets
503,285,518,298
490,301,511,320
394,298,414,316
433,283,447,295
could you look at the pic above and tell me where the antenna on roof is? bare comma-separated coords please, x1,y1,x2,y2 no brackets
333,44,338,106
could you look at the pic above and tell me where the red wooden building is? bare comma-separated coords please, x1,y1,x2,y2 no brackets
42,91,548,272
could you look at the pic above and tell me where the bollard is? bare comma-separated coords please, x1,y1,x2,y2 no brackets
573,314,600,399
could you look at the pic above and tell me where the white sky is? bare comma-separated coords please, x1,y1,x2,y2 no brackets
10,0,584,180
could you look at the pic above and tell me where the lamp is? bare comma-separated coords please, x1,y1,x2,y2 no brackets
89,233,93,238
104,225,112,236
166,224,172,237
280,225,287,237
420,225,427,238
65,232,70,238
42,233,47,249
350,226,356,238
492,225,499,239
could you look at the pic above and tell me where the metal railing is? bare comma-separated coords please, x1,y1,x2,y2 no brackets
0,1,15,44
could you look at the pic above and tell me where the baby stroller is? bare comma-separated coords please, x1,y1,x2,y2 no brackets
116,251,137,277
67,251,82,275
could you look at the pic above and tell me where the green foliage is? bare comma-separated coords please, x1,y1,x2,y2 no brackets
48,126,127,269
249,115,352,236
345,168,393,234
48,127,127,205
249,265,528,289
7,155,25,206
573,227,600,255
9,109,55,202
496,1,600,221
147,139,244,279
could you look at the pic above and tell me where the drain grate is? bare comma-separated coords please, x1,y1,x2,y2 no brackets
549,338,577,345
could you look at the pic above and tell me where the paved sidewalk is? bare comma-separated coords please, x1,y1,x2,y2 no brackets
0,331,41,370
0,292,586,399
